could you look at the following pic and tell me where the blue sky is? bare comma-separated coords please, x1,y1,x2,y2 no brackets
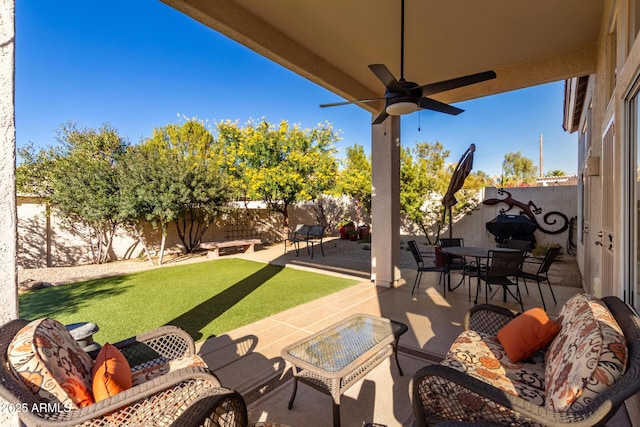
16,0,577,178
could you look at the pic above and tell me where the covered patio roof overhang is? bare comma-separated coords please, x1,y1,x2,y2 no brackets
161,0,602,287
161,0,600,112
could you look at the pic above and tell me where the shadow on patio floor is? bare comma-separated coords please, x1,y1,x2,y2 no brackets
195,239,594,426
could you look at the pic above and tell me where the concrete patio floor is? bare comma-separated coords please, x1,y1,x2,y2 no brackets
192,239,631,426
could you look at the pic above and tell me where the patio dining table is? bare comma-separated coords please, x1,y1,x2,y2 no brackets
441,246,520,303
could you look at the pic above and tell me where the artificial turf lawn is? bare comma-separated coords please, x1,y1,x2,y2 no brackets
19,258,359,344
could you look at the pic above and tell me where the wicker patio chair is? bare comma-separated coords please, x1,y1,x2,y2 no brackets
0,318,248,427
411,296,640,427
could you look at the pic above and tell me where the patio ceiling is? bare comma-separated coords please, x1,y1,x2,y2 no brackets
162,0,602,115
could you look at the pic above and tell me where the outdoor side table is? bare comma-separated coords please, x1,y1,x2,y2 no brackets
281,314,407,427
65,321,101,353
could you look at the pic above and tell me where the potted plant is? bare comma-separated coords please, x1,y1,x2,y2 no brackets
357,224,370,240
348,226,360,241
338,219,356,240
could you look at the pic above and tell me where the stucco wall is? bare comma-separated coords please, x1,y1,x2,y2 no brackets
0,0,17,320
18,186,576,268
16,197,357,267
407,186,577,251
0,1,18,424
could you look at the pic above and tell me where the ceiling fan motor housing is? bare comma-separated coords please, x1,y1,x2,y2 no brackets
385,80,421,115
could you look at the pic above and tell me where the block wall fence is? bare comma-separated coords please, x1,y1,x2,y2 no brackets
17,185,577,268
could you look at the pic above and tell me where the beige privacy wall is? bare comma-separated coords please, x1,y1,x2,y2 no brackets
17,186,577,268
445,186,577,249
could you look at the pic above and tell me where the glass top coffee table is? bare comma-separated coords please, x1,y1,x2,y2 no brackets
281,314,407,427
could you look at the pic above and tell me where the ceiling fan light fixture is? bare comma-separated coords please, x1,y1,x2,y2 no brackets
386,100,418,116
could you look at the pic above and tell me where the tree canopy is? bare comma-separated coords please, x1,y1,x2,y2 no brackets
137,120,230,256
502,151,537,187
17,116,504,261
18,123,128,263
334,144,372,222
399,142,493,243
215,119,339,231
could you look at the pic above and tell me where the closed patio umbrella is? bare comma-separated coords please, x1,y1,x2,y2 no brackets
442,144,475,238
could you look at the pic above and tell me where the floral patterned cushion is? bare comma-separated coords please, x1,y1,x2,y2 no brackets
131,354,207,386
545,294,628,412
442,330,546,406
8,318,95,408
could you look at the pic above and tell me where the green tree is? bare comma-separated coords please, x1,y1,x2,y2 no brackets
502,151,537,187
141,120,230,256
335,144,371,222
16,143,57,197
118,143,182,265
400,142,450,244
400,143,492,243
547,169,566,177
18,123,128,264
215,119,339,233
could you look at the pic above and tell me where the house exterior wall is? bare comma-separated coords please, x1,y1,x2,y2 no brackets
566,0,640,309
0,0,17,321
0,1,18,424
559,5,640,381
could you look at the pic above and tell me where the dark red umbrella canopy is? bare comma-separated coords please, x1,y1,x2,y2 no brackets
442,144,475,208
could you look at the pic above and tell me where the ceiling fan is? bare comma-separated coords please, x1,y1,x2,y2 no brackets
320,0,496,125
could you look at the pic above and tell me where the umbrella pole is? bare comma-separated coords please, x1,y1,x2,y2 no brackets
448,206,453,238
440,206,447,241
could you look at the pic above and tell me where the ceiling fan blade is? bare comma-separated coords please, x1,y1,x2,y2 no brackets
368,64,406,93
420,70,497,97
320,98,385,108
372,110,390,125
419,97,464,115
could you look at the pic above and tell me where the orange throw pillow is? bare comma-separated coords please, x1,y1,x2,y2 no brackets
497,307,561,362
92,343,132,402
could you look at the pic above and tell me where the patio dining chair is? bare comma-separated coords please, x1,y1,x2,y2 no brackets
519,245,561,310
408,240,450,296
438,238,464,248
502,238,532,252
437,238,467,291
477,250,525,311
501,238,533,294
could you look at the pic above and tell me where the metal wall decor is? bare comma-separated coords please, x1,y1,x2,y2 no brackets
482,188,569,234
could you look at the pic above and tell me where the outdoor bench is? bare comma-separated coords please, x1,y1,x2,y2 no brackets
284,224,325,258
200,239,262,259
411,293,640,427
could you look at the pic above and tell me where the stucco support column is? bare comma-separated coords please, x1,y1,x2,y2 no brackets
0,0,17,319
0,3,18,425
371,115,401,287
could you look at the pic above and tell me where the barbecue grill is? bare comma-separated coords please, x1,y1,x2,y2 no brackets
486,214,537,247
